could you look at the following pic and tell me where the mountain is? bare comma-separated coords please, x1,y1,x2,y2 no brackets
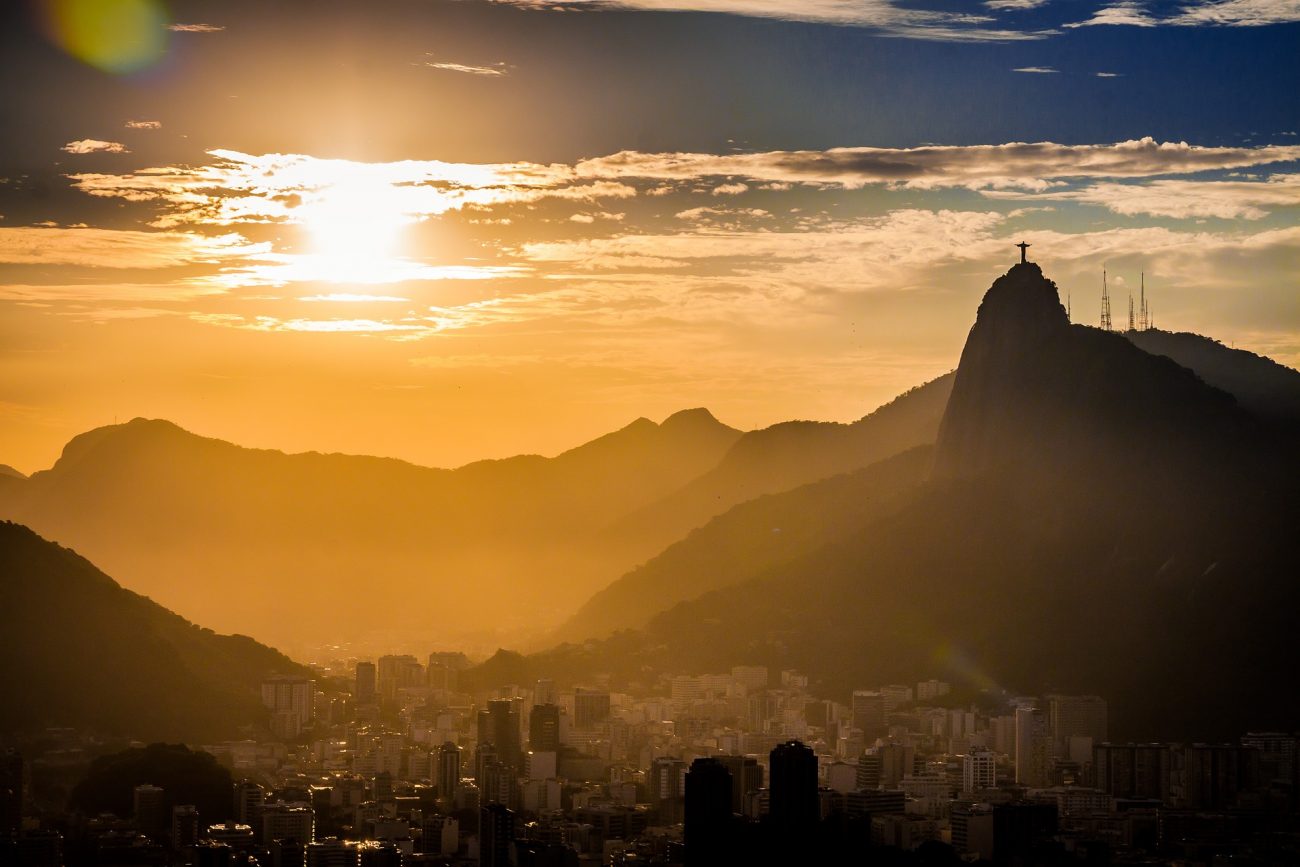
503,263,1300,740
602,373,954,566
0,521,306,740
1125,328,1300,422
0,410,742,651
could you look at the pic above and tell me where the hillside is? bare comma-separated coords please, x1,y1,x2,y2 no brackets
503,263,1300,740
0,409,743,651
0,521,306,740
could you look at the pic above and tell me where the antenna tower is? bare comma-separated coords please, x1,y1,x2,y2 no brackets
1100,269,1112,332
1139,272,1149,331
1066,291,1071,323
1128,293,1135,332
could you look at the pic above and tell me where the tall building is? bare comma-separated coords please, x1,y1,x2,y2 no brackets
684,758,734,866
233,781,265,829
716,755,762,814
880,685,914,712
533,678,557,706
420,815,458,855
479,803,515,867
963,750,997,791
172,805,201,848
877,743,915,788
1047,694,1108,756
437,742,461,803
768,741,818,834
851,691,887,740
261,802,315,845
133,784,168,839
916,680,951,702
731,666,769,691
856,751,882,791
528,704,561,752
650,757,687,824
573,689,611,730
355,662,376,703
1093,743,1170,801
1014,706,1051,788
262,676,315,728
1171,743,1261,810
477,700,523,769
376,655,423,701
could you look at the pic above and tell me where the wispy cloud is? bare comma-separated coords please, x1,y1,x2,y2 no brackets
125,120,162,130
422,60,510,76
62,139,130,155
1065,2,1157,27
984,173,1300,220
493,0,1057,41
0,227,265,269
1095,71,1123,77
168,23,225,33
984,0,1050,8
1012,66,1058,73
1067,0,1300,28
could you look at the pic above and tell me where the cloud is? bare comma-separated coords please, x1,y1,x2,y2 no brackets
125,120,162,130
168,23,224,32
711,182,749,195
1067,0,1300,27
674,206,771,221
569,212,626,223
62,139,130,155
984,173,1300,220
984,0,1050,8
422,60,510,76
1012,66,1058,73
492,0,1057,41
574,138,1300,191
1095,71,1123,77
0,226,266,269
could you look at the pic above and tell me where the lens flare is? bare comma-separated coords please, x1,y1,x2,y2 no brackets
41,0,168,75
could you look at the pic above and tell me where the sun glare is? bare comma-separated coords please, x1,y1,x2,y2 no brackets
299,174,415,283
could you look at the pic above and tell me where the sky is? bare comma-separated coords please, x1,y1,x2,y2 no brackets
1,0,1297,474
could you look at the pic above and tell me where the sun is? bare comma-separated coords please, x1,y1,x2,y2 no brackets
298,173,416,284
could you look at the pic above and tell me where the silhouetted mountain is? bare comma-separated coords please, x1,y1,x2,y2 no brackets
1125,328,1300,422
0,410,741,650
603,374,953,566
0,465,24,480
69,744,235,823
559,446,934,640
505,263,1300,740
0,521,306,740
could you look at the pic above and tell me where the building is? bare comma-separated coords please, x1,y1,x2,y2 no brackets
769,741,818,834
851,691,887,740
876,743,915,788
261,802,315,845
172,805,201,848
305,838,359,867
528,704,561,752
1170,743,1261,810
857,751,881,790
376,655,423,702
1014,706,1051,788
951,804,994,859
715,755,762,814
1047,694,1108,756
880,685,914,712
1093,743,1170,801
133,784,168,839
478,700,523,769
480,803,515,867
420,814,458,855
731,666,769,691
684,757,733,866
437,742,461,803
262,676,315,729
650,757,687,824
233,781,264,830
963,750,997,792
573,689,611,730
916,680,951,702
355,663,376,703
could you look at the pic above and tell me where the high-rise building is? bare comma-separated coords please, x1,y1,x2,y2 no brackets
963,750,997,792
1047,694,1108,756
768,741,818,835
951,804,994,860
376,655,423,702
305,838,359,867
262,676,315,728
573,689,611,730
233,781,265,830
650,757,687,824
533,679,557,706
1014,706,1051,788
684,758,734,866
355,663,376,703
172,805,201,848
133,784,168,839
916,680,951,702
856,751,882,791
1093,743,1170,801
851,691,887,741
731,666,769,691
1171,743,1261,810
426,659,458,692
261,802,315,845
528,704,561,752
437,742,461,803
880,685,914,712
477,700,523,769
716,755,762,814
479,804,515,867
877,743,915,788
420,815,459,855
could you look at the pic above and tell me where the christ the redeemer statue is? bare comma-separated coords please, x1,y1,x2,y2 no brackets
1016,241,1030,264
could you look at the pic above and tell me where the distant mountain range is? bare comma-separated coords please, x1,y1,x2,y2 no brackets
470,263,1300,741
0,521,304,740
0,378,948,653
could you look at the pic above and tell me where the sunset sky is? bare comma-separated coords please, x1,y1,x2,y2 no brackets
2,0,1297,474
